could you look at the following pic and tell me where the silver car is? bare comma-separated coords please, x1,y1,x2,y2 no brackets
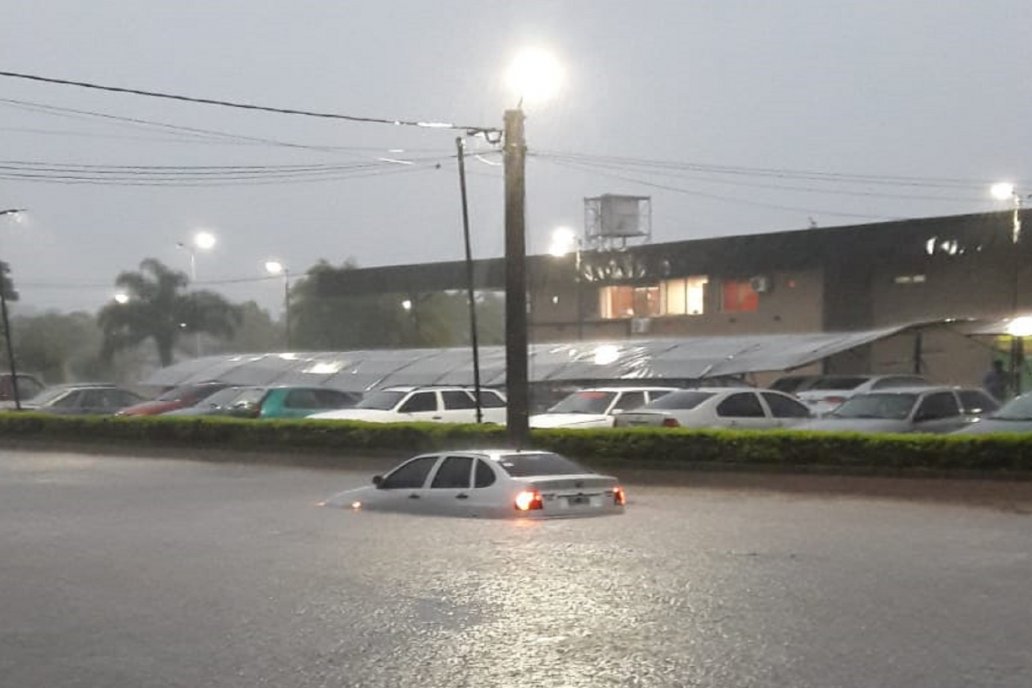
322,449,626,519
795,386,998,434
952,392,1032,435
614,387,812,430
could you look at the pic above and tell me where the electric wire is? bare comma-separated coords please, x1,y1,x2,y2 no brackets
0,70,499,135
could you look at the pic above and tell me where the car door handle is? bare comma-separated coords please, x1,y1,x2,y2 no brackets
455,493,469,500
432,415,442,420
408,493,420,499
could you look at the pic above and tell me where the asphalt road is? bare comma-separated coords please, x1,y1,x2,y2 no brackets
1,450,1030,688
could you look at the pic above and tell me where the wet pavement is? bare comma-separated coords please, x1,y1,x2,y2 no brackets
0,450,1029,687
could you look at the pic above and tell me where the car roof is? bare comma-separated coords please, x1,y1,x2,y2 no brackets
380,385,493,392
854,385,983,395
564,386,680,393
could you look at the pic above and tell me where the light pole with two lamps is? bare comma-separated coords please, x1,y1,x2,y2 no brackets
264,260,292,351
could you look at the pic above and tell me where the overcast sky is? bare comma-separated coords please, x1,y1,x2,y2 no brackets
2,0,1030,315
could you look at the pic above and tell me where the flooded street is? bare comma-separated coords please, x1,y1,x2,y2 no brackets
1,450,1029,687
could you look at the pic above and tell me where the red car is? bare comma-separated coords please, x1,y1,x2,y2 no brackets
116,382,229,416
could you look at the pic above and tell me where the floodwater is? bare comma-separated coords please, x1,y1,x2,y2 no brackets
0,450,1029,687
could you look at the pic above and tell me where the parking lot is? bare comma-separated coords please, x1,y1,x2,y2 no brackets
1,450,1030,687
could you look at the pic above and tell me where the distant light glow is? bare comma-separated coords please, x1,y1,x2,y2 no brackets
991,182,1016,201
265,260,285,276
401,299,413,311
593,344,620,366
113,292,130,304
505,47,564,106
1006,316,1032,337
193,230,217,251
351,501,362,510
549,226,577,257
303,361,345,375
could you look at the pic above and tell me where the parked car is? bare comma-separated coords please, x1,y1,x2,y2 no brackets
18,383,144,415
952,392,1032,435
0,373,45,403
160,386,259,417
793,374,932,416
530,386,679,428
117,382,228,416
614,387,811,430
795,386,998,434
321,448,626,519
230,386,361,419
309,386,507,424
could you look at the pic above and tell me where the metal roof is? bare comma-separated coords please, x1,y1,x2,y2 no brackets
142,326,908,391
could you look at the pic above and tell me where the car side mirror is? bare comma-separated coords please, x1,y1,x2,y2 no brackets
372,475,383,487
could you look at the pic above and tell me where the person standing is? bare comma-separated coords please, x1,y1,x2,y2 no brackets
983,360,1010,401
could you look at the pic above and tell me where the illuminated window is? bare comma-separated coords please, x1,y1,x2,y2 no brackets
660,276,708,315
599,285,661,319
893,274,926,285
721,279,759,312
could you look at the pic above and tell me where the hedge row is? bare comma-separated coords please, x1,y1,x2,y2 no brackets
1,413,1031,475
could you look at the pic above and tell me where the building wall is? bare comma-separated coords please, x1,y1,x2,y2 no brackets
530,267,825,342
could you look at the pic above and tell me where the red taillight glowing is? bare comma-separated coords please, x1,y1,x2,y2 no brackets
613,486,626,506
514,490,543,511
661,417,680,428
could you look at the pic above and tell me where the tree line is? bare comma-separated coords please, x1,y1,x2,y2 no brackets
4,258,504,384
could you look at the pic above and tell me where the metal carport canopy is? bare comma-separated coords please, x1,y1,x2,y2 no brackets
141,326,907,391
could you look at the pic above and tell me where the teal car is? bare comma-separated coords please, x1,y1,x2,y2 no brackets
229,386,361,419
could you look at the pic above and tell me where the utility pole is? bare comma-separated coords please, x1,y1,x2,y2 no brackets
456,137,484,423
503,108,529,445
0,261,20,411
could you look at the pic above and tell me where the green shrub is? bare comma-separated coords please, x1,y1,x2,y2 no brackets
0,413,1031,475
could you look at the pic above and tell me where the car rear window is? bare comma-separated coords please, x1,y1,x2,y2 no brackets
497,452,593,477
645,390,715,410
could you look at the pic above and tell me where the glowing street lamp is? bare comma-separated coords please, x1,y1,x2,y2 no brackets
548,226,583,340
264,260,292,351
502,46,563,446
992,182,1029,393
990,182,1022,244
113,292,130,305
175,228,218,356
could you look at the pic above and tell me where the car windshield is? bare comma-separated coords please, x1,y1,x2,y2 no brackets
497,452,593,477
547,391,617,414
830,393,918,420
191,387,244,407
807,376,869,391
356,390,407,410
645,391,715,410
990,394,1032,420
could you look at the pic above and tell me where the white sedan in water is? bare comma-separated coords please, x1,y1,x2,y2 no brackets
322,449,626,519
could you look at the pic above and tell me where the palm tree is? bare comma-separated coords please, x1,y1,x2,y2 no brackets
98,258,241,366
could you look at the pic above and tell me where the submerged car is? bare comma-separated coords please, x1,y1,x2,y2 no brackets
529,386,679,428
795,386,998,434
614,388,811,430
322,449,626,519
952,391,1032,435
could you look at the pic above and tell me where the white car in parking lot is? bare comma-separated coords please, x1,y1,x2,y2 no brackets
322,449,626,519
309,386,507,424
614,387,811,429
529,386,679,429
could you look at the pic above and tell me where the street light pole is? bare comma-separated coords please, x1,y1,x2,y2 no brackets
456,137,484,424
991,183,1027,394
503,108,529,445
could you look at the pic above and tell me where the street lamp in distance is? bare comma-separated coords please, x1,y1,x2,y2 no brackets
176,228,218,357
264,260,292,351
992,182,1028,393
0,209,26,410
548,226,584,340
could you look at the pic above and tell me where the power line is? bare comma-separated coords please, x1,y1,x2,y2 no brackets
0,69,500,135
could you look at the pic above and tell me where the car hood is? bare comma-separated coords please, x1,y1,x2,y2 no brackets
795,418,911,433
952,418,1032,435
308,409,400,421
529,413,613,428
